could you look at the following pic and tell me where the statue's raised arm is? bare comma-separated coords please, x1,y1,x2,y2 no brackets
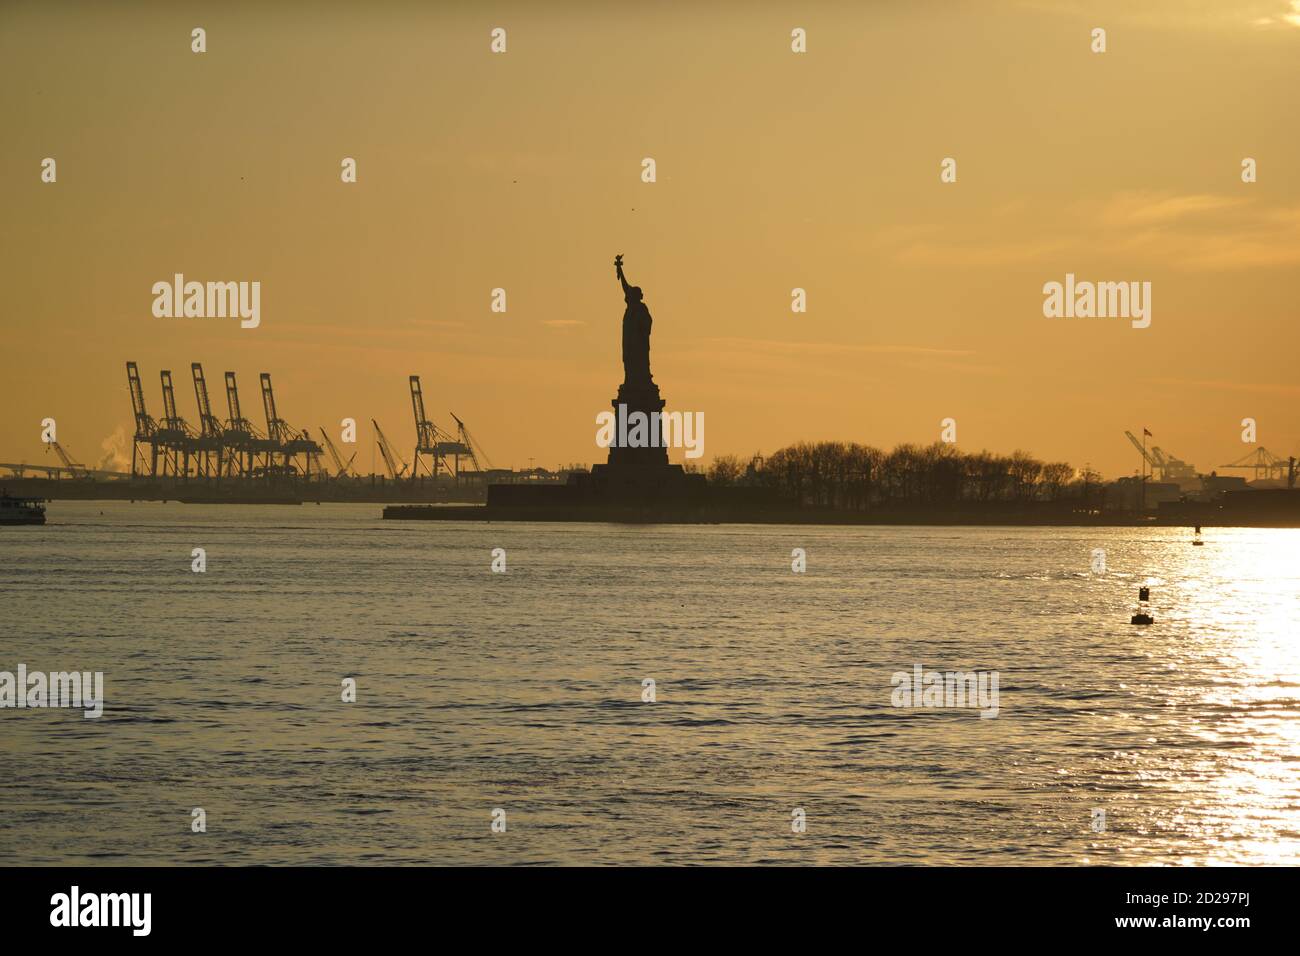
615,254,634,297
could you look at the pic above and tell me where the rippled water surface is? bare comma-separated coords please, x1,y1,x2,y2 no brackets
1,501,1298,865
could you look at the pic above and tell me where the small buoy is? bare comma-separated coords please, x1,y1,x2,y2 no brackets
1131,585,1154,625
1192,524,1204,545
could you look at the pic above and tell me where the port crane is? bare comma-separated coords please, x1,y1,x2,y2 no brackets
1124,430,1159,477
259,373,323,478
191,364,225,477
260,372,294,476
42,440,87,478
157,369,198,477
222,371,265,477
1123,431,1196,483
449,412,492,476
372,419,408,479
318,427,357,478
409,375,452,478
1219,446,1290,482
126,361,160,477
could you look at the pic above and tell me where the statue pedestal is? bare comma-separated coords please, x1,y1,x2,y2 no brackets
607,380,669,468
576,377,705,501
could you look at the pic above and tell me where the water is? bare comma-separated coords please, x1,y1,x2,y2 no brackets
2,501,1298,865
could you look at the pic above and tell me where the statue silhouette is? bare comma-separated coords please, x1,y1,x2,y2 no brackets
615,255,653,386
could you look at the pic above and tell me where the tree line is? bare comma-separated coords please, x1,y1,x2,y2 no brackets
702,442,1105,510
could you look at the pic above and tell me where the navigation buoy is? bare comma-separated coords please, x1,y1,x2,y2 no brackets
1193,524,1204,546
1131,586,1154,625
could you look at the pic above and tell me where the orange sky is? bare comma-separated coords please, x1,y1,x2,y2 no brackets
3,0,1298,477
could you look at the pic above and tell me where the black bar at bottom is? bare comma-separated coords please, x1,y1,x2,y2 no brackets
0,865,1274,942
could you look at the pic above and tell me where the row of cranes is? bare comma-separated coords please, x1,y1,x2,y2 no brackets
127,362,326,479
125,363,493,483
1124,430,1297,489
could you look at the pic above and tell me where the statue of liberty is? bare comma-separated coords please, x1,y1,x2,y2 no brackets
615,254,653,386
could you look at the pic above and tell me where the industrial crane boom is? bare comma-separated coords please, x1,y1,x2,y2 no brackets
126,362,156,437
372,419,408,478
191,363,223,439
319,427,357,477
260,373,291,444
450,412,493,472
159,370,192,434
410,375,450,477
44,440,86,476
1123,430,1159,470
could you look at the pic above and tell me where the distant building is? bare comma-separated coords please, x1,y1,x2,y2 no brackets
1110,477,1181,512
1200,473,1249,496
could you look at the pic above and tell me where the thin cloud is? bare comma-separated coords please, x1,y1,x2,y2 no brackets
1255,0,1300,26
407,319,467,329
887,193,1300,272
1093,192,1246,227
702,337,975,357
1014,0,1296,31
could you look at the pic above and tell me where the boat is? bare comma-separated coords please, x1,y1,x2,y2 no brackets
0,493,47,525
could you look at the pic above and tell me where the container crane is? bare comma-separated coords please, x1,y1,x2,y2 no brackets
126,361,159,477
449,412,492,475
43,440,87,478
190,363,225,477
1124,430,1159,477
318,427,357,478
372,419,408,479
157,369,197,476
1220,447,1289,482
1124,430,1196,484
1150,446,1196,482
409,375,451,478
259,373,323,477
222,371,264,477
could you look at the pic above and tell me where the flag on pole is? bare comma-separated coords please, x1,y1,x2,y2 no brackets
1143,428,1152,437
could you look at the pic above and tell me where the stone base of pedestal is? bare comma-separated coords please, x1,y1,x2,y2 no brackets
587,461,705,497
606,380,670,468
